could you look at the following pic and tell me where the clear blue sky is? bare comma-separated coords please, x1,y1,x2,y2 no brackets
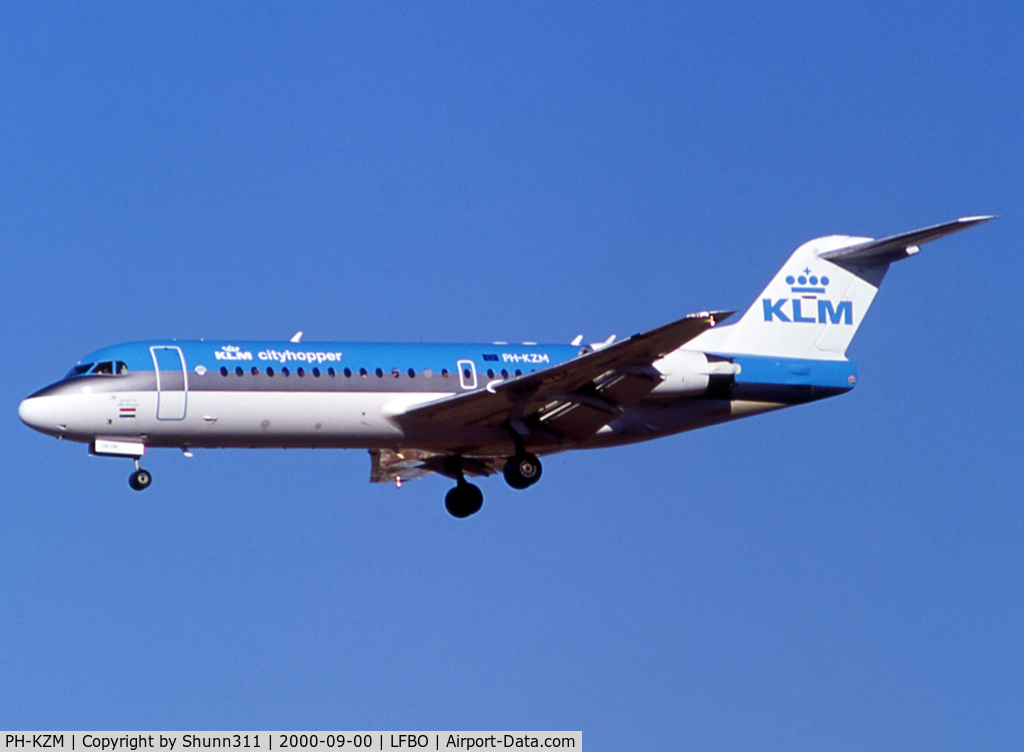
2,2,1021,747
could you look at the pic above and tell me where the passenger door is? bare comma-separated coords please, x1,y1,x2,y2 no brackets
150,346,188,420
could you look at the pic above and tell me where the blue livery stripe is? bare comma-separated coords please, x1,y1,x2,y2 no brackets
726,354,857,390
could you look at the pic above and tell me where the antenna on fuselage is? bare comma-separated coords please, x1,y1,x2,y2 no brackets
290,331,303,343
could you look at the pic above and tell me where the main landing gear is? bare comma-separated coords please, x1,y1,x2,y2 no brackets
443,452,543,518
128,458,152,491
445,479,484,518
503,452,543,490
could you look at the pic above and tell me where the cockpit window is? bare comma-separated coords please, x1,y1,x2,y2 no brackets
64,363,94,379
87,361,129,375
63,360,130,379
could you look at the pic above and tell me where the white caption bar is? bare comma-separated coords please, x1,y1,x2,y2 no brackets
1,733,581,752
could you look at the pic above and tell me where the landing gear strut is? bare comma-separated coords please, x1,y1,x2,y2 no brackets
501,422,543,491
128,458,152,491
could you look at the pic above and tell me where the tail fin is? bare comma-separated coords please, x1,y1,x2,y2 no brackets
691,216,994,360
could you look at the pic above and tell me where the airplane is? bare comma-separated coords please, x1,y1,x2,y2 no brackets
19,216,993,517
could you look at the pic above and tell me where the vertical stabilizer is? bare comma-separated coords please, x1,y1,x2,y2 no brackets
690,217,994,360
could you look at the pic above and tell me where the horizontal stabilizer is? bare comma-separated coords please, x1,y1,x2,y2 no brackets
820,215,995,266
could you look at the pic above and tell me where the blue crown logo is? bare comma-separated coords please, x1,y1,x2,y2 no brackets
785,268,830,294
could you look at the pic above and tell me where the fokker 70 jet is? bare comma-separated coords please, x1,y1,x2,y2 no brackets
19,216,992,517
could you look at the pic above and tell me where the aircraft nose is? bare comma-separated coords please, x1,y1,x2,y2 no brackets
18,395,64,435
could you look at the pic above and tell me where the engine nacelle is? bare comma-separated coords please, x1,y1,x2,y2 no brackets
650,350,739,396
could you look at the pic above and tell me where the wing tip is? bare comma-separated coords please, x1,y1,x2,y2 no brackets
687,310,735,327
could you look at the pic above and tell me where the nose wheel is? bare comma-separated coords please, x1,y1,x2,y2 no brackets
128,459,152,491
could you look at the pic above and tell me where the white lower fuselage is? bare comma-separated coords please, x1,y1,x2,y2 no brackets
21,381,788,457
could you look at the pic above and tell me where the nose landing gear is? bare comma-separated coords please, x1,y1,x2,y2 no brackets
128,458,152,491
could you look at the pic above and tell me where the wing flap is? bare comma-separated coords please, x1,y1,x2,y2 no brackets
370,448,501,484
534,367,661,438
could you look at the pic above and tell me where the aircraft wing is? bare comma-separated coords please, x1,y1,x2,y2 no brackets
392,310,732,444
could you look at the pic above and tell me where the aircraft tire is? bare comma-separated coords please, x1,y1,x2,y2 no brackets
129,469,152,491
503,453,542,490
445,482,483,518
